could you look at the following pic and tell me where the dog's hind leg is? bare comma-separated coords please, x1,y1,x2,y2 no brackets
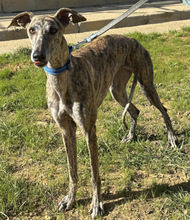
110,68,140,143
140,82,178,148
137,55,178,148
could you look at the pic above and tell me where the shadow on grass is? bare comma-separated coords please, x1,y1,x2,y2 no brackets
102,181,190,216
75,181,190,217
2,176,189,219
133,126,190,145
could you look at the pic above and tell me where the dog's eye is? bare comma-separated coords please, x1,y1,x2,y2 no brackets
49,27,57,34
29,28,35,34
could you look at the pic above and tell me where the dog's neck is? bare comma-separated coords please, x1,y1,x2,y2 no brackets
46,37,71,99
47,37,70,70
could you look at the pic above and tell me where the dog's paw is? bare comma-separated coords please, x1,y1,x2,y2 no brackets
168,133,178,148
57,195,75,212
120,134,134,144
90,199,104,219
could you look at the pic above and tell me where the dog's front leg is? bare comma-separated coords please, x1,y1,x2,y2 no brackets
57,115,78,212
85,125,104,219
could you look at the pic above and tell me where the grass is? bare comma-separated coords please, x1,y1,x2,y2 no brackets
0,29,190,219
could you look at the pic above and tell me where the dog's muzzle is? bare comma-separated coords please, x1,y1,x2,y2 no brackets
32,51,47,67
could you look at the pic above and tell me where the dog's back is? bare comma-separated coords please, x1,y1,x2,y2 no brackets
70,34,153,106
72,34,153,80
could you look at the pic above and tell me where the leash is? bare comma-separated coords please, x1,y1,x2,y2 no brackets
73,0,149,49
182,0,190,6
185,0,190,6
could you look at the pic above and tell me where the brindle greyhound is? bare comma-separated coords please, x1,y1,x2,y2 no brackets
9,8,178,218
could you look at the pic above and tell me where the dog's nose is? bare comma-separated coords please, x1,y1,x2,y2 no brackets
33,51,46,61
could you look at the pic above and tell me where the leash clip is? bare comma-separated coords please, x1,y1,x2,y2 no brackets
75,42,82,49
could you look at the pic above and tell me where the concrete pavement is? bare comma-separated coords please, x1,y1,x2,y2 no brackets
0,0,190,54
0,0,130,13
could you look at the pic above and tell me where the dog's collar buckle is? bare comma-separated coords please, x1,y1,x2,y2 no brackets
43,46,73,75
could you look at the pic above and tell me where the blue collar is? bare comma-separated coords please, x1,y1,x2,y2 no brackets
43,46,73,76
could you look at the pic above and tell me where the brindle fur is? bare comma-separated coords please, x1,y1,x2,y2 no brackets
9,8,178,219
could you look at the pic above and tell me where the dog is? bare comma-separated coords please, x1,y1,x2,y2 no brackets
9,8,178,218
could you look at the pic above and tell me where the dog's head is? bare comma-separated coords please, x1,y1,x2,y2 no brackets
8,9,86,67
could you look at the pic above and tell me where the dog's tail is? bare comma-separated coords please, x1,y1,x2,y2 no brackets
122,75,137,130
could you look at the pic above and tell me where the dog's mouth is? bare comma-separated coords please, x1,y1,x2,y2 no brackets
34,61,47,67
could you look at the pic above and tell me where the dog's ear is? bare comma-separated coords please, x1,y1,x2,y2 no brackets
54,8,86,26
8,12,33,28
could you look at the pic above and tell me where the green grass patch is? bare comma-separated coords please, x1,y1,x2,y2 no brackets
0,29,190,219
